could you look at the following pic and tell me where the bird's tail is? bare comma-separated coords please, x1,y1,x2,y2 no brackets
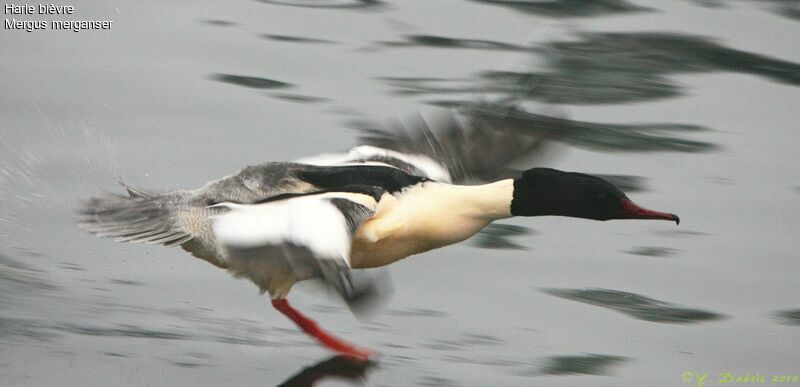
78,184,192,247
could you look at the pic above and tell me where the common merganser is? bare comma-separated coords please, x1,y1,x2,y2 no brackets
79,116,678,360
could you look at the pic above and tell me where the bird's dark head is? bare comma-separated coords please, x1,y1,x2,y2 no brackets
511,168,679,224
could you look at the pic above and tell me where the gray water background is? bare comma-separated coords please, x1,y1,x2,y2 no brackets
1,0,799,385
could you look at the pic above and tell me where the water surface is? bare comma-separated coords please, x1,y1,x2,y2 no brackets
1,0,799,385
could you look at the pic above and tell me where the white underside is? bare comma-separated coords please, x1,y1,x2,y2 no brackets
211,192,377,267
208,180,514,295
350,179,514,268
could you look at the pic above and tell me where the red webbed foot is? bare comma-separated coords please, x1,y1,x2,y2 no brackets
272,298,376,361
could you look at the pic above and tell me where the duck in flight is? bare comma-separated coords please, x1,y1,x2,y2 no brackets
79,114,679,360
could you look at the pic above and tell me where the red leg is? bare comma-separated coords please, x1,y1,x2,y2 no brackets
272,298,374,360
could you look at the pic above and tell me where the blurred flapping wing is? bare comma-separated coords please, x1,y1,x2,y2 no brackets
355,110,554,183
211,191,379,305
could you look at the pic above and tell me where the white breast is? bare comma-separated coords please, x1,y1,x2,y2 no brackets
349,180,514,268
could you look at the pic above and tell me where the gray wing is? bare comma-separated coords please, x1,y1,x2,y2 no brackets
355,110,553,183
78,186,193,247
78,162,408,271
79,164,317,248
211,192,381,310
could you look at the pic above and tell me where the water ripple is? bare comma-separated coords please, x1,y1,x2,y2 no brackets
384,308,449,318
625,246,678,257
269,93,331,104
201,19,237,27
468,0,650,18
55,323,191,340
467,104,716,153
536,353,631,375
380,35,528,51
382,32,800,105
211,74,293,90
472,223,532,250
543,288,725,323
261,34,338,44
689,0,800,22
773,309,800,326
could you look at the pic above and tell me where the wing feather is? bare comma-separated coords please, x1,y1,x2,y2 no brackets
356,111,553,183
78,191,192,247
211,192,379,302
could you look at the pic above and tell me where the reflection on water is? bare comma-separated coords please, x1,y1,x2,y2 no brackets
0,254,59,343
468,0,649,18
277,356,374,387
202,19,237,27
418,375,460,387
383,308,449,318
211,74,293,90
441,354,527,368
56,323,191,340
380,35,528,51
625,246,677,257
0,255,56,297
270,94,331,104
422,333,505,352
261,34,338,44
690,0,800,21
537,353,630,376
763,0,800,19
472,223,532,250
0,255,296,350
773,309,800,325
2,305,280,348
107,279,145,286
0,254,56,320
543,288,724,323
0,317,55,341
466,104,715,153
382,32,800,105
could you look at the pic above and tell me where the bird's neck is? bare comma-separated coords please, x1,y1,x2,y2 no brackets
456,179,514,221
